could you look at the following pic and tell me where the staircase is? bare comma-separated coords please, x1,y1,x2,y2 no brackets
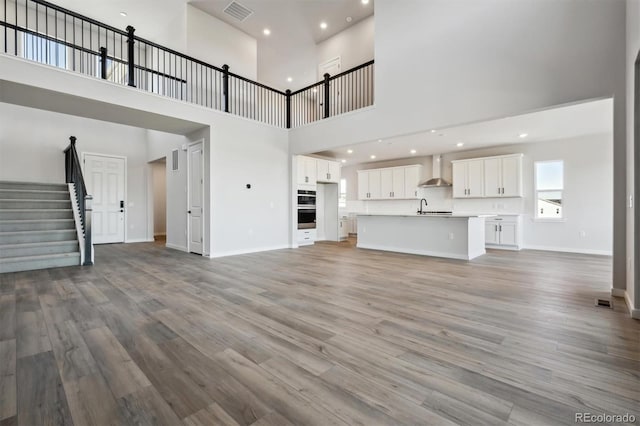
0,181,81,273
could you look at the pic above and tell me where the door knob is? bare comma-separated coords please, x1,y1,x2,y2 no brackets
188,210,192,214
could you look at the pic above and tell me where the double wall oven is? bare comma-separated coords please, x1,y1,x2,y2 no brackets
297,189,316,229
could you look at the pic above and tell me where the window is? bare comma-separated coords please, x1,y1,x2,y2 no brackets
339,178,347,208
23,33,67,69
535,160,563,219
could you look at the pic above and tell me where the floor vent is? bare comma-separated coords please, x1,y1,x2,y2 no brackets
595,298,613,308
223,1,253,22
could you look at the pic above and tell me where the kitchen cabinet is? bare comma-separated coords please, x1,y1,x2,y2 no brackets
403,165,421,199
297,156,317,187
358,165,422,200
483,154,523,197
485,215,522,249
317,159,341,183
297,228,316,246
339,218,348,240
452,159,484,198
358,169,382,199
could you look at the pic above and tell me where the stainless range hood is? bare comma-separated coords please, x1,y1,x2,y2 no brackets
418,155,451,187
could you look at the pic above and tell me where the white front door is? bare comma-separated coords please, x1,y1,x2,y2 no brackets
83,154,126,244
188,142,204,255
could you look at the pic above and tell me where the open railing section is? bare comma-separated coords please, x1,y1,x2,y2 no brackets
0,0,373,128
64,136,92,266
290,60,375,127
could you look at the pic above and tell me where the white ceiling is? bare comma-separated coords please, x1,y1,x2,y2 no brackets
315,98,614,165
189,0,374,90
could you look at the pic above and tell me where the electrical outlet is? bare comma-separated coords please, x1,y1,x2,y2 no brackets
579,231,586,238
630,195,634,209
449,232,454,240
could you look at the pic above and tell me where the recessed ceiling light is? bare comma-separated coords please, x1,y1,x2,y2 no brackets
120,11,127,17
361,0,370,4
377,139,382,143
370,155,376,159
263,28,271,36
430,129,436,133
456,142,464,147
320,22,328,30
287,77,292,82
341,159,346,163
347,149,353,154
346,16,352,23
519,133,528,138
410,149,417,154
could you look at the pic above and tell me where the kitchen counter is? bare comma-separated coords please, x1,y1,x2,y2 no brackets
356,213,488,260
357,213,496,218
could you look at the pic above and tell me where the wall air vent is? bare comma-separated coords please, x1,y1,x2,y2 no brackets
223,1,254,22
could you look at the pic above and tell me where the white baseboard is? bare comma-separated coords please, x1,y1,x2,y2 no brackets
209,244,291,258
165,243,188,252
522,245,612,256
154,233,166,237
356,243,473,260
125,238,154,243
610,288,639,319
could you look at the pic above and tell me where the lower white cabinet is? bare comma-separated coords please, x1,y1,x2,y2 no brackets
297,229,316,246
485,215,522,250
339,218,348,240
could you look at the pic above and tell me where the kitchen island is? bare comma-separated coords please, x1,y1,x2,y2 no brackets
357,213,494,260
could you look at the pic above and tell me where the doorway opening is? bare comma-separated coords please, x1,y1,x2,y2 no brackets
150,158,167,245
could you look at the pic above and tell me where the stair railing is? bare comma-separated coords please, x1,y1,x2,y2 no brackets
63,136,92,266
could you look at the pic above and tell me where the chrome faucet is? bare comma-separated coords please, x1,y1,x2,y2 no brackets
418,198,428,214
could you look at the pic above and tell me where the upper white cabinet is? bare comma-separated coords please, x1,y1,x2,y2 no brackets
452,159,484,198
297,156,317,186
297,156,341,186
358,169,382,199
317,159,341,183
452,154,523,199
358,165,422,200
483,154,523,197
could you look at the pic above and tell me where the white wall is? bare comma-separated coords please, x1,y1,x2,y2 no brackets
291,0,627,290
344,134,613,255
316,16,374,78
186,5,257,78
209,118,290,257
0,102,151,242
626,0,640,312
151,160,167,236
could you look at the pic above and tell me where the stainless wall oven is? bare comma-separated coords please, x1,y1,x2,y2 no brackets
297,189,316,229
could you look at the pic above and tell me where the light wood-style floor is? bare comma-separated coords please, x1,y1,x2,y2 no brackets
0,239,638,425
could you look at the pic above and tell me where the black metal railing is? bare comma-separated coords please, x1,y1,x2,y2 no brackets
0,0,374,128
64,136,92,266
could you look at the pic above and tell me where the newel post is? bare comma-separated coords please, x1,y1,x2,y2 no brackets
222,64,230,113
323,73,330,119
126,25,136,87
286,89,291,129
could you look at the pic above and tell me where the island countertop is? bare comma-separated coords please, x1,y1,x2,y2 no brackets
355,213,496,218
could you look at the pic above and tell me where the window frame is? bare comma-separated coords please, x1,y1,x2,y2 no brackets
534,160,565,221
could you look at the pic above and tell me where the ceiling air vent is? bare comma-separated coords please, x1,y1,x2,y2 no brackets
223,1,253,22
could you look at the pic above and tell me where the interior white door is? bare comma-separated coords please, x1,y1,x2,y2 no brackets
83,154,125,244
188,142,204,255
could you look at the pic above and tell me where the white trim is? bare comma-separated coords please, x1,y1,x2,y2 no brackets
611,288,626,298
533,218,567,223
187,140,205,256
611,288,639,319
81,152,128,243
125,238,154,243
486,244,521,251
209,244,291,258
522,245,612,256
67,183,85,265
356,243,482,261
165,243,188,252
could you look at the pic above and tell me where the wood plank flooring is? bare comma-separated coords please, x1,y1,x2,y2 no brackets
0,238,638,425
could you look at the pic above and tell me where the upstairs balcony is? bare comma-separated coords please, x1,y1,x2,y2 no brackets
0,0,374,129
